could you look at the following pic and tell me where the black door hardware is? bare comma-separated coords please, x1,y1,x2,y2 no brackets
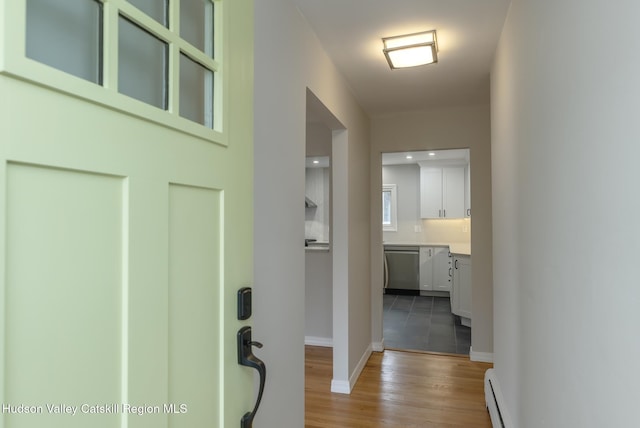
237,326,266,428
237,287,252,320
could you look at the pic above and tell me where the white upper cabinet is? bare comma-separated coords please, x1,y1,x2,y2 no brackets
419,168,443,218
420,166,465,218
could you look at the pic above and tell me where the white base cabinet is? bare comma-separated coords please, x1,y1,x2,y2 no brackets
451,255,472,319
419,247,434,291
419,246,451,292
433,247,452,292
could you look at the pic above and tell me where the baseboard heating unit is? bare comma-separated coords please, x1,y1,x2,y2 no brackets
484,368,512,428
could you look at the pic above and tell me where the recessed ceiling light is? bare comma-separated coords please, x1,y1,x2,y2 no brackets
382,30,438,69
406,155,413,159
428,152,436,156
313,160,319,164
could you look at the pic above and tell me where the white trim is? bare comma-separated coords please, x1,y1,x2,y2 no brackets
304,336,333,348
382,184,397,231
330,379,351,394
460,316,471,327
371,340,384,352
349,344,372,387
330,344,373,395
470,346,494,363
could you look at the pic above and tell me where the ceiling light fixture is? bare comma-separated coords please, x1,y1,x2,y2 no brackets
406,155,413,159
428,152,436,156
382,30,438,70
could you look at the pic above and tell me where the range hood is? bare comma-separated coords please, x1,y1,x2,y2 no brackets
305,196,317,208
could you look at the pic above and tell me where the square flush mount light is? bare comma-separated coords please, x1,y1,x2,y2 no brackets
382,30,438,69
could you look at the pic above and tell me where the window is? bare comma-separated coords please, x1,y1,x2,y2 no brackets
382,184,397,231
19,0,223,142
26,0,104,85
118,15,168,110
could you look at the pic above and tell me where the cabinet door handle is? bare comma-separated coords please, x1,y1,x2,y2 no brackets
438,209,442,217
455,259,459,269
443,209,446,217
384,254,389,289
467,208,471,216
237,326,266,428
448,267,452,277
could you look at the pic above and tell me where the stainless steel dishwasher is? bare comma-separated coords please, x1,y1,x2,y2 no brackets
384,245,420,292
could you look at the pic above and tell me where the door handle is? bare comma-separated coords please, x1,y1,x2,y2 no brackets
384,253,389,289
237,326,266,428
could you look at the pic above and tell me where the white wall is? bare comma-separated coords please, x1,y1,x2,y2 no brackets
491,0,640,426
254,0,371,425
305,251,332,341
382,164,421,242
371,105,493,356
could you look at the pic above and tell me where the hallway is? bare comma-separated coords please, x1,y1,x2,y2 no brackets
304,346,491,427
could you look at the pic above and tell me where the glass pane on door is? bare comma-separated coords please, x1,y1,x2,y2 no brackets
26,0,103,84
128,0,169,27
118,16,168,109
180,0,214,56
180,53,213,128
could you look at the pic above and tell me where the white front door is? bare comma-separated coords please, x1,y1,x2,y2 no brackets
0,1,255,427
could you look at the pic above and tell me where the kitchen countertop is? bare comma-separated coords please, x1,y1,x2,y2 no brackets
305,246,330,252
305,241,330,252
384,241,471,256
449,243,471,256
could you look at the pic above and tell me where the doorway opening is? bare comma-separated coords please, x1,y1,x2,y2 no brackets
303,89,352,392
381,149,472,355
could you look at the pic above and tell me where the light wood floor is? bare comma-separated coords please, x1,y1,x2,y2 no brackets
305,346,493,427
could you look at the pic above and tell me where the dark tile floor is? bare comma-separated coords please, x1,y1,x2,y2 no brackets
383,294,471,355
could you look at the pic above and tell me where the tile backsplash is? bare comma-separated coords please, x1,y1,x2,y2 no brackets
383,218,470,244
421,218,470,243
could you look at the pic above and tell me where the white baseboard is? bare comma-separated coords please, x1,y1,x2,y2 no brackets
470,346,494,363
371,340,384,352
349,343,372,388
330,379,351,394
305,336,333,347
330,343,373,395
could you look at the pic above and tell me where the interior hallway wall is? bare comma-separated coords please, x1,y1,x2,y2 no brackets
253,0,371,425
371,105,493,357
491,0,640,425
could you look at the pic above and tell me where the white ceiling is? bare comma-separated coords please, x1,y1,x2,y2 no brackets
382,149,469,166
294,0,511,116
